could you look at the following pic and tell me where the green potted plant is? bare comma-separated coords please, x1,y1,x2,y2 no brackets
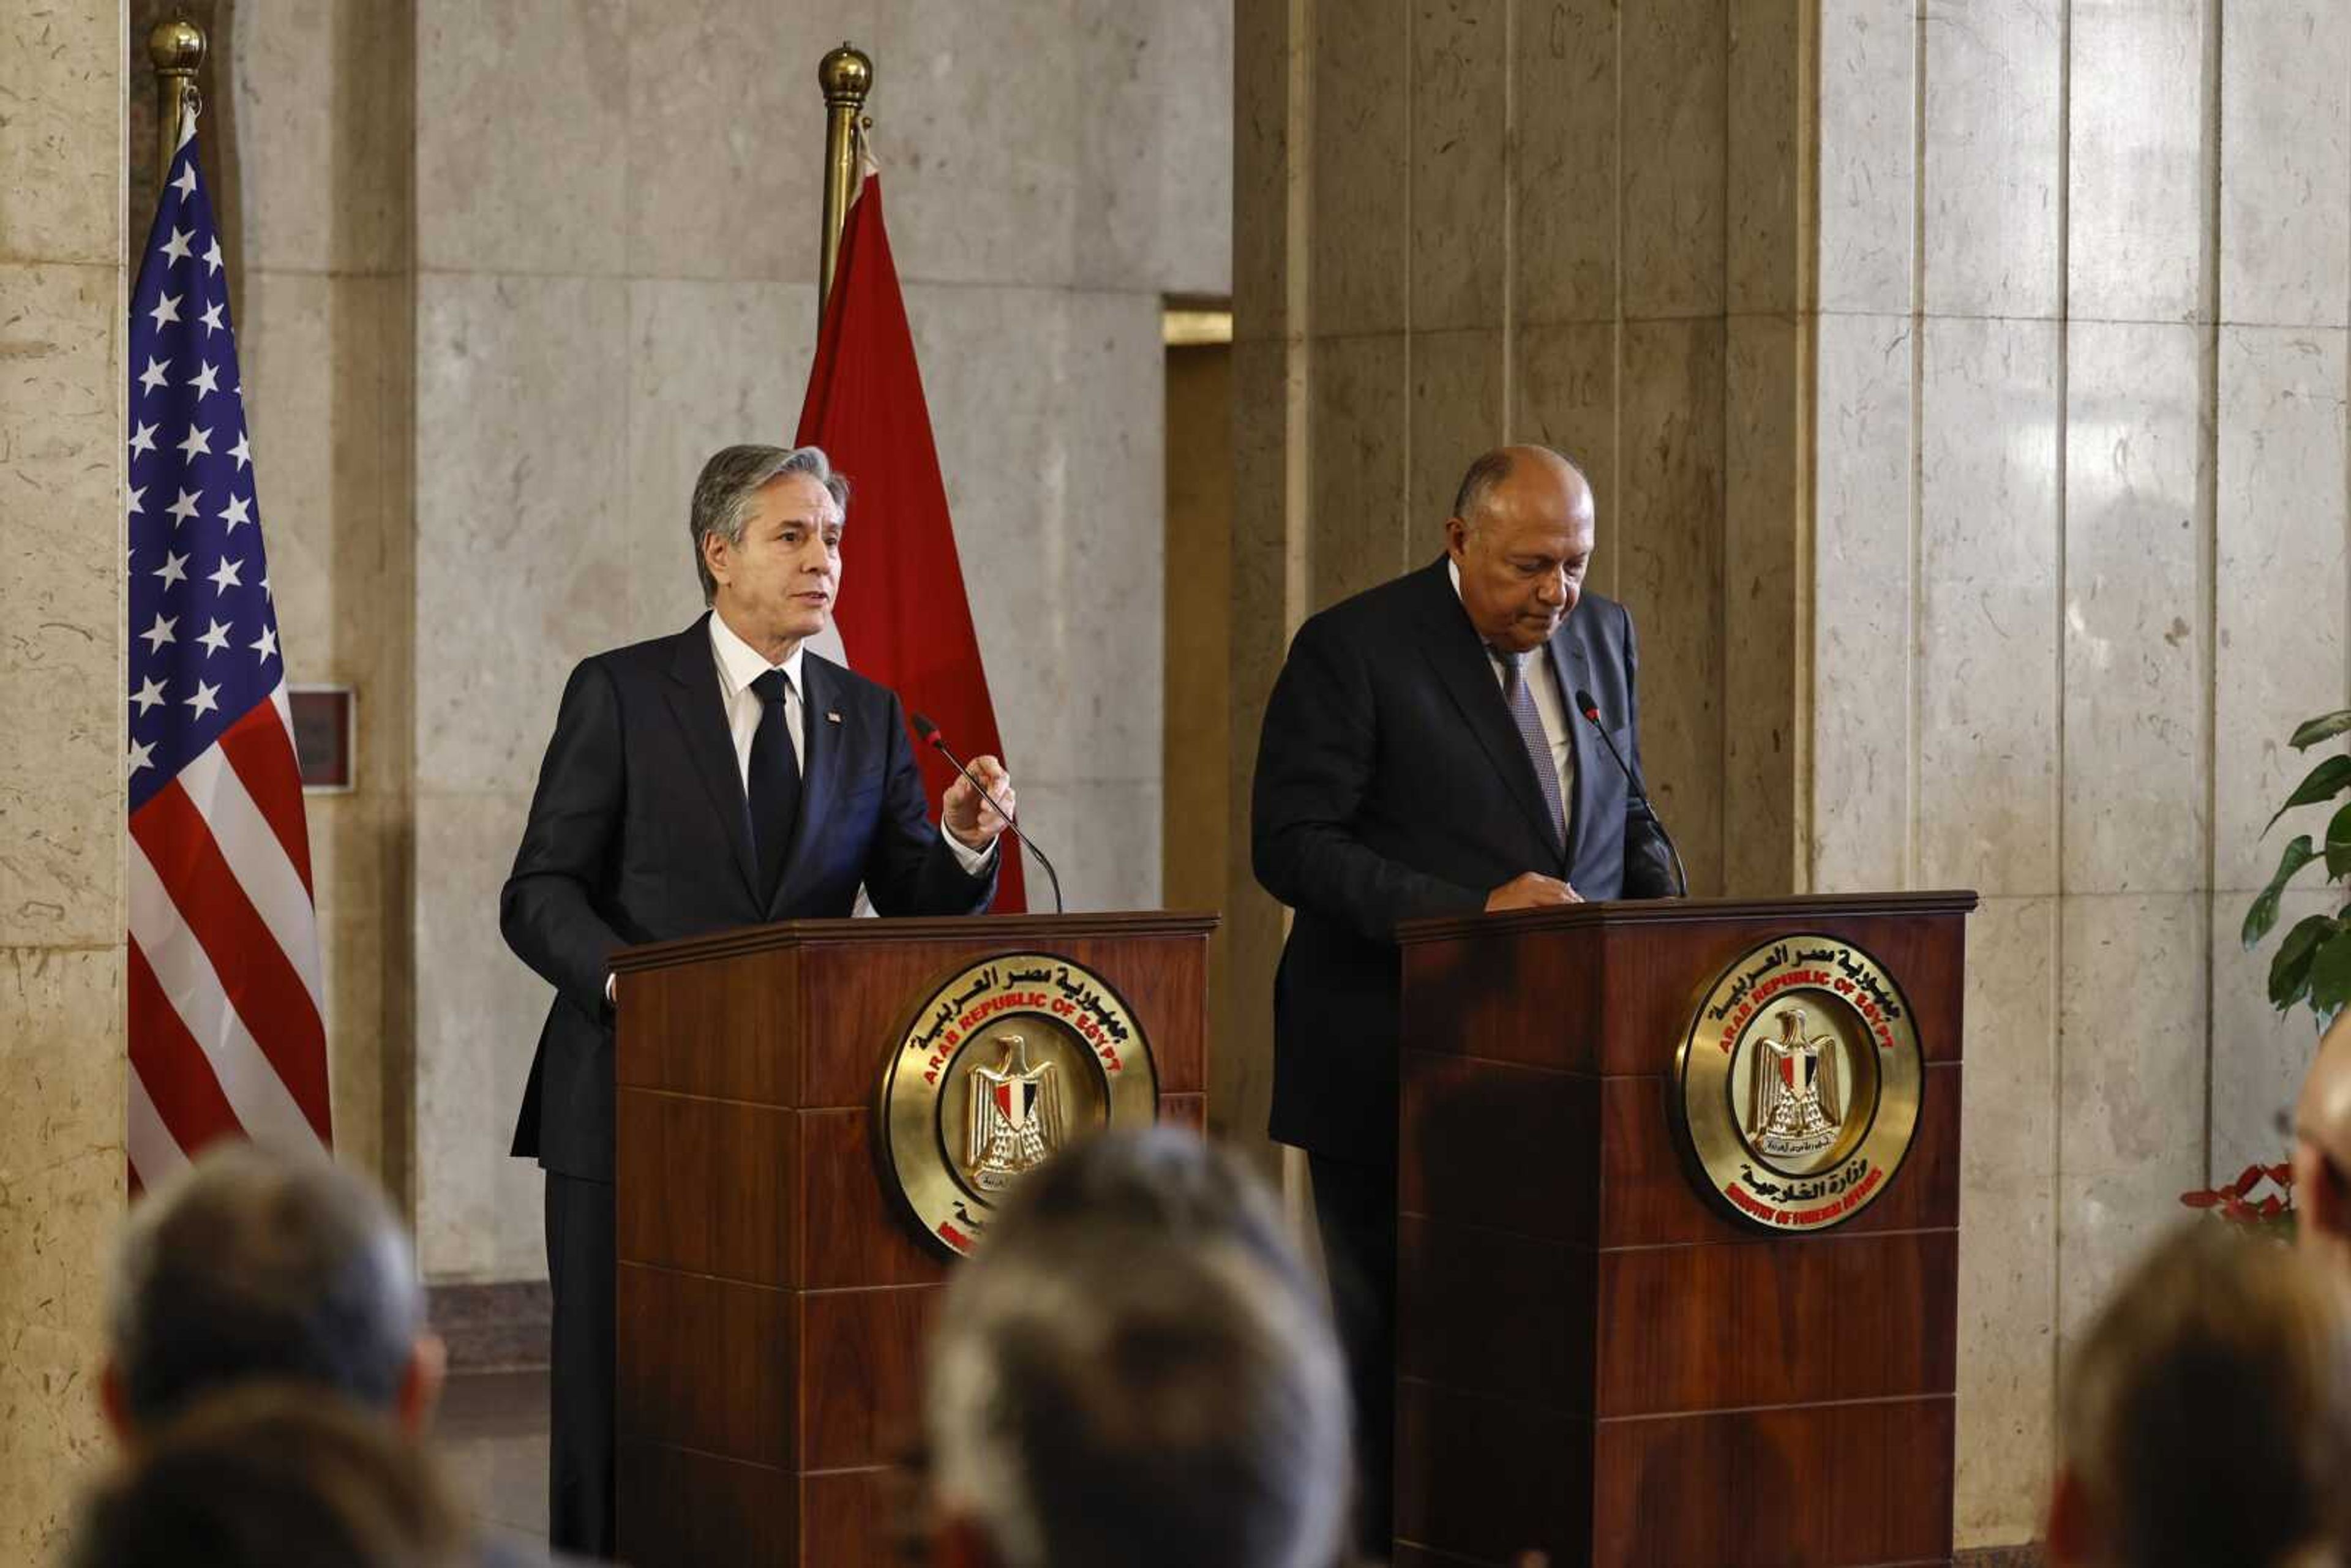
2197,707,2351,1237
2243,707,2351,1027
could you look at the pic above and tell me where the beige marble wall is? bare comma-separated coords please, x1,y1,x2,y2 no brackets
408,0,1230,1280
0,4,127,1556
1802,0,2351,1548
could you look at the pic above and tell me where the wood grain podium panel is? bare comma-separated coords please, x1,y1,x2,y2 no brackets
1398,894,1971,1567
609,913,1215,1568
1589,1398,1956,1567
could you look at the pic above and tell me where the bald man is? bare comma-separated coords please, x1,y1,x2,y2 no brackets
1251,445,1677,1550
2293,1013,2351,1274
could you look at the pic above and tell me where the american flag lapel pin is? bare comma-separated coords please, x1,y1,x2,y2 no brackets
826,710,842,724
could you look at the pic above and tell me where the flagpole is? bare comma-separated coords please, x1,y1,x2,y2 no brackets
817,42,874,308
149,15,205,186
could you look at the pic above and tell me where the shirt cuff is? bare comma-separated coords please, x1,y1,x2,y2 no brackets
945,827,1000,877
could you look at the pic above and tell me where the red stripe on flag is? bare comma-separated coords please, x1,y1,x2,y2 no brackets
130,781,332,1141
218,698,315,898
128,939,246,1158
797,174,1026,912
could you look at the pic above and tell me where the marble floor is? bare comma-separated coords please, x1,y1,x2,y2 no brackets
436,1370,553,1553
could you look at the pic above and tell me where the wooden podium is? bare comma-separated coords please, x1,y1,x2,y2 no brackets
604,912,1213,1567
1394,891,1974,1567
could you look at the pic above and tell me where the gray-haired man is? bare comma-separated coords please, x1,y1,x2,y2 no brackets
924,1131,1353,1568
99,1142,576,1567
501,444,1011,1556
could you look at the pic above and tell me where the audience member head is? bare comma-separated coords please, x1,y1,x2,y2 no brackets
69,1384,468,1568
2295,1012,2351,1272
923,1129,1351,1568
102,1141,443,1443
2049,1223,2351,1568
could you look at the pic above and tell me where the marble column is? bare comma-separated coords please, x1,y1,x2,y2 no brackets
0,3,129,1556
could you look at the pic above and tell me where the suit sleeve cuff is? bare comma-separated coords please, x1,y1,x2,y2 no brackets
945,829,999,877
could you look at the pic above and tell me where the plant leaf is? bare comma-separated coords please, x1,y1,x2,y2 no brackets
2292,710,2351,749
2268,913,2336,1009
2325,803,2351,880
2270,1162,2297,1188
2245,837,2319,950
2306,927,2351,1018
2181,1190,2225,1209
2266,756,2351,835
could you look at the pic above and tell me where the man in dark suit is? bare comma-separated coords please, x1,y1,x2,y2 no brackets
1251,444,1676,1550
501,444,1009,1557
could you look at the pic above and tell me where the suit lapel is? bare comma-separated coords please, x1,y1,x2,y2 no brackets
1411,560,1561,855
770,653,847,917
662,616,760,902
1549,628,1595,874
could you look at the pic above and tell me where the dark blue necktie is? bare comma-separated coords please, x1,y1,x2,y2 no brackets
746,668,802,905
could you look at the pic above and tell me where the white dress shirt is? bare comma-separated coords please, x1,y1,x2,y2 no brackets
1449,560,1576,808
708,610,994,875
607,614,997,1003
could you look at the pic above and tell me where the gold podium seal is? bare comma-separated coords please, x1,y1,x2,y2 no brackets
1670,934,1924,1233
878,953,1158,1258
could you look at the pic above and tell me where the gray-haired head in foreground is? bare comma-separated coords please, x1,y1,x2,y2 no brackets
108,1142,423,1429
925,1130,1351,1568
689,444,850,604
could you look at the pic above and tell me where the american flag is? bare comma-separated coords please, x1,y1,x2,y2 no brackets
125,111,331,1192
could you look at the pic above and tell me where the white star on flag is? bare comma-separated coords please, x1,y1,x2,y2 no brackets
126,484,146,520
165,489,203,526
176,425,212,460
206,557,244,592
202,235,223,273
129,421,159,457
186,679,222,719
127,739,156,777
148,291,182,329
220,492,252,532
250,625,279,662
190,361,221,397
171,162,197,198
228,432,252,470
156,550,190,588
199,299,224,335
139,613,178,653
160,227,194,264
130,676,167,716
195,619,233,658
138,356,170,394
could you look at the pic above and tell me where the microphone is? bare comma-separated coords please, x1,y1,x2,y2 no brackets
910,713,1065,916
1570,687,1689,899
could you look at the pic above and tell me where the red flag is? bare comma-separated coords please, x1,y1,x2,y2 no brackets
796,173,1025,911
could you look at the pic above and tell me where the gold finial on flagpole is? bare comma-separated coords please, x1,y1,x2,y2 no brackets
818,42,874,309
150,15,206,187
